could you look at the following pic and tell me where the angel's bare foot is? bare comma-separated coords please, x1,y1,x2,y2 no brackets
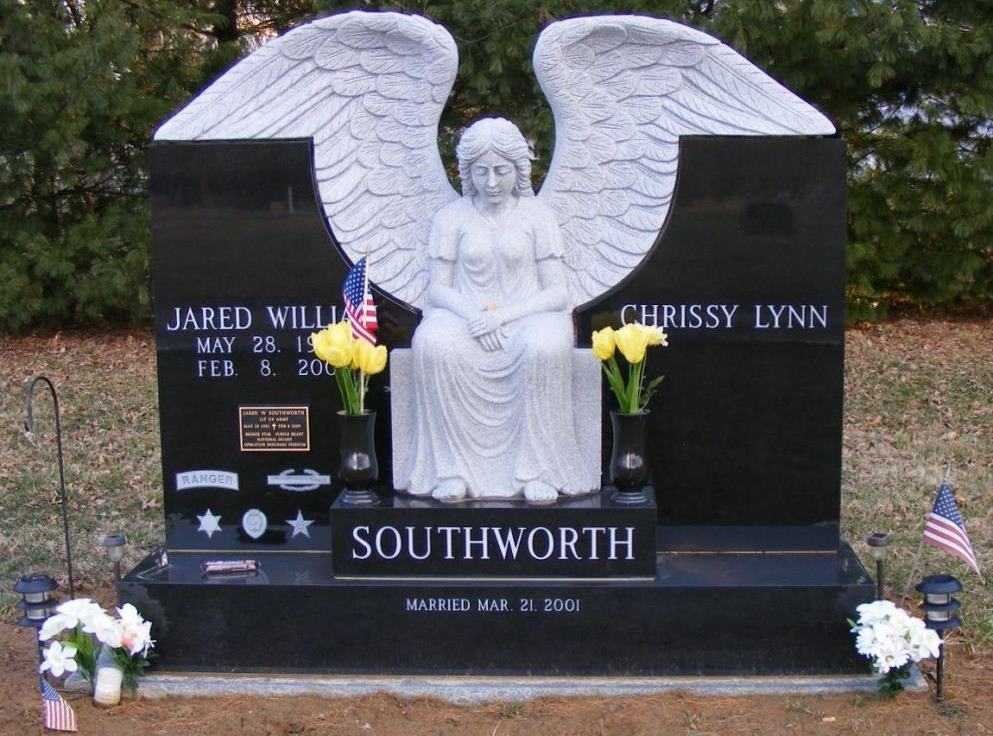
432,478,467,503
523,480,558,505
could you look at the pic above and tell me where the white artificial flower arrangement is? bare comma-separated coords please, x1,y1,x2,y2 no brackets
849,600,942,695
39,598,155,693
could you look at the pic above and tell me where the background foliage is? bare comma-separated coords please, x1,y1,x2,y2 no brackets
2,0,992,329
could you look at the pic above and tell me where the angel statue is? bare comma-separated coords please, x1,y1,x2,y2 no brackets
406,116,591,503
155,11,834,503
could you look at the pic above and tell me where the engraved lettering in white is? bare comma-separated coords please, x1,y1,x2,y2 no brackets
437,526,460,560
195,336,236,354
490,527,525,559
463,526,490,560
407,526,432,561
375,526,402,560
608,526,635,561
352,526,372,560
527,527,555,560
166,306,252,331
582,527,606,560
558,527,581,560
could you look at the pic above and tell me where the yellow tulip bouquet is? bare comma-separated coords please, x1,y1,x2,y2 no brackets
310,321,388,415
591,323,668,414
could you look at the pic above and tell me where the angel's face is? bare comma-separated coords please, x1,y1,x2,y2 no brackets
470,151,516,208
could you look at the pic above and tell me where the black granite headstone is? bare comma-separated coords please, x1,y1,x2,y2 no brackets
151,140,417,553
577,137,846,552
126,135,872,676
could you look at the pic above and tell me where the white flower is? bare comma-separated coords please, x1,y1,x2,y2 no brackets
54,598,107,632
116,604,154,656
855,600,899,626
116,603,143,627
91,617,123,649
117,603,154,656
854,627,877,657
40,642,78,678
38,614,71,642
909,624,942,660
851,601,941,672
875,647,910,674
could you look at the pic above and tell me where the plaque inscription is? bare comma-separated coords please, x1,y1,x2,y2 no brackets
239,406,310,451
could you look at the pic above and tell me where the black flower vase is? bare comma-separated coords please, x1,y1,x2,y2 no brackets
337,411,379,506
609,410,649,505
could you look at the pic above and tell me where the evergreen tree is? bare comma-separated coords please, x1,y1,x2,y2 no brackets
2,0,991,329
0,0,213,329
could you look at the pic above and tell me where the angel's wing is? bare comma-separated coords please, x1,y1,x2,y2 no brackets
534,16,835,307
155,11,458,308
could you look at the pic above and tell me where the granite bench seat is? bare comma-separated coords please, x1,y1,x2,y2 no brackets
389,347,602,495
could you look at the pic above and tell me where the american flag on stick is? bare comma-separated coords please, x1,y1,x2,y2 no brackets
40,676,77,732
342,256,378,345
924,481,982,575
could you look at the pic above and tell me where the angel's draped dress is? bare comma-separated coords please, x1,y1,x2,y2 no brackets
402,196,594,497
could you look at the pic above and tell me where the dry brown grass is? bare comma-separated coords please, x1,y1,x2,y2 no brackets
843,319,992,649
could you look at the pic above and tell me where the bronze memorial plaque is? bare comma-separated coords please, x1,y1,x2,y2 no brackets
238,406,310,451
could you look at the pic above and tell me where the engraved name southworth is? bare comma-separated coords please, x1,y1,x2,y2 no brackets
350,524,636,562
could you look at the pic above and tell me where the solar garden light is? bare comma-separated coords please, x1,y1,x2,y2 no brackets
916,574,962,702
14,573,58,666
101,534,127,584
866,532,890,600
14,573,58,630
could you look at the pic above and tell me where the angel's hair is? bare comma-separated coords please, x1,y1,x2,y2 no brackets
456,117,535,198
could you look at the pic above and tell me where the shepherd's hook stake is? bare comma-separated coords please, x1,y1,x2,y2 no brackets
24,376,76,599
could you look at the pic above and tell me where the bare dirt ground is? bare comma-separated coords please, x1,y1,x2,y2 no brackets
2,616,992,735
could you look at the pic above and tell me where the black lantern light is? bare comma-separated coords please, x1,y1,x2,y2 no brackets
101,534,127,585
866,532,890,600
14,573,58,629
916,574,962,702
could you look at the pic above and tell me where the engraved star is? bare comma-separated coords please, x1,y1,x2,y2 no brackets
286,510,314,539
196,509,222,539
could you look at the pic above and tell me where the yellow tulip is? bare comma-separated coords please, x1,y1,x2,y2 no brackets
614,323,649,364
311,321,353,368
350,336,364,371
353,340,388,375
364,343,388,375
642,324,669,347
591,326,616,361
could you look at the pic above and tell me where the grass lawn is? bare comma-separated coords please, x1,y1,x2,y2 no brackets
1,319,990,648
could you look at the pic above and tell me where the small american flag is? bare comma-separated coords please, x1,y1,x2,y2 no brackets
924,481,981,574
343,257,378,344
40,676,77,732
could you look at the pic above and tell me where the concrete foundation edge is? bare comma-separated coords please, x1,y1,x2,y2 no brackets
138,669,925,703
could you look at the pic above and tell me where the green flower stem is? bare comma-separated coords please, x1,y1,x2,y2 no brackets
627,358,645,413
110,646,153,694
334,366,360,414
347,369,361,414
601,353,653,414
603,357,627,411
333,365,349,413
68,626,97,682
877,664,912,696
638,352,648,411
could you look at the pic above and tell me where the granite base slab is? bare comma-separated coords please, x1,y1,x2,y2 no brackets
120,541,874,676
138,669,918,703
